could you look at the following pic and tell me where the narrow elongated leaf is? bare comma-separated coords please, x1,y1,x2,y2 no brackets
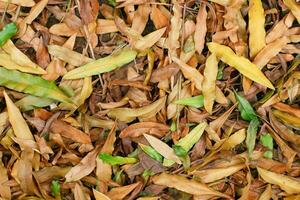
139,143,163,163
48,45,93,66
153,173,231,198
246,118,260,157
15,95,54,111
273,110,300,129
202,53,218,114
3,91,34,140
0,23,18,46
98,153,138,165
175,95,204,108
0,67,71,103
284,0,300,23
108,96,166,122
0,53,45,74
235,92,257,121
2,40,46,74
134,27,166,51
93,189,111,200
207,42,274,89
260,133,273,158
176,122,207,152
63,49,137,79
248,0,266,58
50,180,61,198
257,167,300,194
144,134,182,164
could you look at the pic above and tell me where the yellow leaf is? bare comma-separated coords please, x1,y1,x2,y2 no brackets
0,53,43,74
144,134,182,164
23,0,48,24
2,40,46,74
3,91,34,140
273,109,300,129
153,173,231,198
207,42,274,89
248,0,266,58
222,129,246,150
284,0,300,24
257,167,300,194
202,53,218,114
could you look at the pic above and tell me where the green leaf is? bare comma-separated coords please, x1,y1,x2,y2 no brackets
51,180,61,198
15,95,55,111
170,120,177,131
246,118,260,157
260,133,273,150
234,91,257,121
263,151,273,159
0,68,71,103
106,0,116,6
98,153,138,165
260,133,273,159
63,49,137,79
0,23,18,46
175,95,204,108
139,143,163,163
176,122,207,152
172,145,188,157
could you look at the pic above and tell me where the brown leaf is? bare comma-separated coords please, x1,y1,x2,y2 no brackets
50,120,91,144
65,147,100,182
119,122,169,138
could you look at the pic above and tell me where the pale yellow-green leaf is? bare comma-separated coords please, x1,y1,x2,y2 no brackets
2,40,46,74
63,49,137,79
134,27,166,51
144,134,182,164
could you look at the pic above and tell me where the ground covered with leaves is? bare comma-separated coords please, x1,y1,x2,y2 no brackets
1,0,300,199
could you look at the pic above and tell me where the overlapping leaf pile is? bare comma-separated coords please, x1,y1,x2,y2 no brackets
1,0,300,199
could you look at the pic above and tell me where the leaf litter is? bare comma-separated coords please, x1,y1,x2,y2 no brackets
0,0,300,199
